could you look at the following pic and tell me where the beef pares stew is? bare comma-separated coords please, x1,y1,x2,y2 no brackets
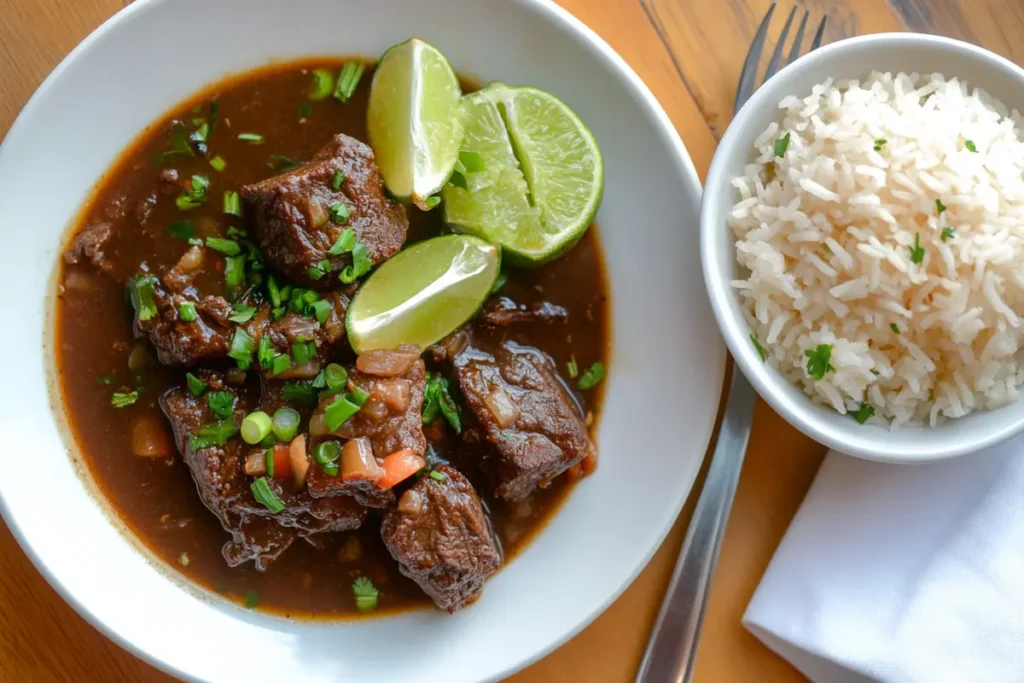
55,52,608,618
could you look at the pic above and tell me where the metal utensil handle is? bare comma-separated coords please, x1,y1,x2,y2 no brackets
635,370,756,683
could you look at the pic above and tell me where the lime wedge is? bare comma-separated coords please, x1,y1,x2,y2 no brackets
345,235,500,354
367,39,464,204
443,83,603,266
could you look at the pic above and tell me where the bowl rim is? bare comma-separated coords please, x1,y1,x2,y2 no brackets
701,32,1024,463
0,0,713,679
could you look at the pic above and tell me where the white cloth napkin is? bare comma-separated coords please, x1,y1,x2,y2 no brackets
742,434,1024,683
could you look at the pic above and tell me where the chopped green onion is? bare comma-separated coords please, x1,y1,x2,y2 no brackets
265,448,276,478
803,344,835,381
577,362,605,391
310,68,335,101
225,255,246,296
422,373,461,433
338,241,372,284
566,356,579,379
424,195,441,209
429,470,447,482
243,590,259,608
271,306,286,320
271,354,292,376
207,391,236,419
852,403,875,425
206,237,241,256
237,133,264,144
322,462,340,476
179,301,198,322
168,220,197,241
186,372,208,398
311,370,327,389
111,391,139,408
250,476,285,513
228,328,254,369
282,381,317,405
272,407,301,442
936,198,947,214
891,323,900,334
176,175,210,210
308,299,332,323
228,303,256,323
352,576,378,613
941,227,956,242
750,335,768,362
313,440,341,465
331,168,345,190
458,150,485,173
325,363,348,391
329,202,350,223
268,154,299,172
965,139,978,152
324,391,366,431
267,275,282,308
327,228,356,255
306,266,326,280
223,190,242,217
909,233,924,265
241,411,273,444
291,342,316,365
209,155,227,172
257,335,275,369
774,132,791,157
333,61,365,102
129,274,159,322
189,419,238,450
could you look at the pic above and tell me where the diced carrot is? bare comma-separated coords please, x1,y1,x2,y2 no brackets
376,449,426,490
271,443,291,480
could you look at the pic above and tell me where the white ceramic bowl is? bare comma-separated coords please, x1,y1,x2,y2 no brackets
0,0,725,680
702,33,1024,463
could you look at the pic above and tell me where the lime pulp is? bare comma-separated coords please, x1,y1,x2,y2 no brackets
345,235,501,354
366,39,464,204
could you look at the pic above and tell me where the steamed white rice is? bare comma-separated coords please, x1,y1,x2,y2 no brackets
730,71,1024,427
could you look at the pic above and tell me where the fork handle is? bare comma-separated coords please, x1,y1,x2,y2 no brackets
635,369,757,683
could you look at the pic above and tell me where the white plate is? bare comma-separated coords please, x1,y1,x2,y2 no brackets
0,0,724,680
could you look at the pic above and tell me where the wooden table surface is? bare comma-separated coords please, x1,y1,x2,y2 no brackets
2,0,1022,681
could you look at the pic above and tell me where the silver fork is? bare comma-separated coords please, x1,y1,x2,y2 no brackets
635,5,827,682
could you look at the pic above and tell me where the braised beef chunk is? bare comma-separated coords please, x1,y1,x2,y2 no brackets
161,375,364,570
247,287,352,376
381,466,501,613
240,134,409,287
451,341,594,501
64,221,114,273
306,350,428,507
478,296,568,327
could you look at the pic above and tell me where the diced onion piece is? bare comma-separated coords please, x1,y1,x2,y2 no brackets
397,488,425,515
225,368,247,385
484,386,520,428
278,315,318,343
63,269,97,292
341,437,383,482
337,535,363,563
276,360,321,380
244,451,268,477
131,416,171,457
289,434,310,488
309,198,329,228
177,245,204,272
309,413,327,438
376,450,425,489
361,398,388,421
127,344,150,372
376,378,411,412
355,348,419,377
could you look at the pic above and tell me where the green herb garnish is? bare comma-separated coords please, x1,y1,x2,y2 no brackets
205,237,241,256
168,220,197,241
852,403,875,424
327,228,357,255
422,372,461,434
338,241,372,284
774,132,791,157
111,391,139,408
873,138,887,152
179,301,198,322
129,274,159,322
331,168,345,191
750,334,768,362
186,372,208,398
206,391,236,420
352,576,378,613
890,323,900,334
965,139,977,152
189,419,238,450
936,198,947,214
223,190,242,217
578,362,606,391
250,477,285,513
941,227,956,242
209,155,227,172
803,344,835,381
329,202,350,224
237,133,264,144
333,61,365,102
228,328,255,369
909,233,924,265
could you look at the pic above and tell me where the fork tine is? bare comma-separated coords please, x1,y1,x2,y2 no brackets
786,10,810,66
763,6,798,82
810,14,828,51
734,2,778,114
